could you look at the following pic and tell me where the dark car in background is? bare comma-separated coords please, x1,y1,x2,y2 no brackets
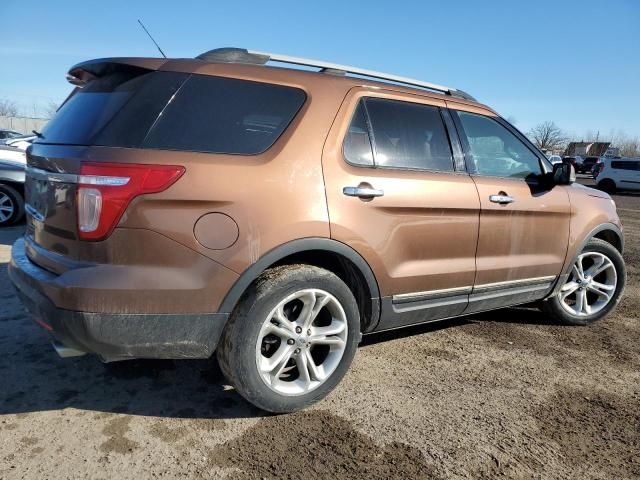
580,156,600,175
562,156,582,171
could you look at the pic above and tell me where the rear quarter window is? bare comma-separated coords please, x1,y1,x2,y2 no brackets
143,75,307,155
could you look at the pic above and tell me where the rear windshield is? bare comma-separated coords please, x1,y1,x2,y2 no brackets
38,70,306,155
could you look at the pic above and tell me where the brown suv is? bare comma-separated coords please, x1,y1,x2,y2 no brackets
9,48,626,412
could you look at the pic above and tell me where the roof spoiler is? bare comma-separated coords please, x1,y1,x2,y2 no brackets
66,57,168,86
196,47,476,101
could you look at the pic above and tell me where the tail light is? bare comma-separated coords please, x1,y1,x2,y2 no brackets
593,162,604,178
77,162,185,241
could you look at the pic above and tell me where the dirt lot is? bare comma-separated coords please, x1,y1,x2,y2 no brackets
1,184,638,479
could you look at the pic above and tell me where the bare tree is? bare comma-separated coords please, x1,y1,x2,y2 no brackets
0,99,19,116
528,121,568,152
42,100,59,118
617,137,640,157
603,130,639,157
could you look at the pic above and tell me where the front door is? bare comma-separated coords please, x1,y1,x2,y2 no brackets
322,90,480,330
449,105,571,313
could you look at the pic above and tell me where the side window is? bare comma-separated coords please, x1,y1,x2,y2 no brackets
611,161,639,171
365,98,454,171
343,101,374,166
143,75,306,155
455,111,542,178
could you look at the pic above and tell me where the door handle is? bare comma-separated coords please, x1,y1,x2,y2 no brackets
489,193,514,204
343,185,384,198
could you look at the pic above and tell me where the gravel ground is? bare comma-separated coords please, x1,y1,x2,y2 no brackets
1,184,638,479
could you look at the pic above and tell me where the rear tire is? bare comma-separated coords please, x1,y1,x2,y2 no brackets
217,264,360,413
597,179,616,194
542,238,625,326
0,184,25,226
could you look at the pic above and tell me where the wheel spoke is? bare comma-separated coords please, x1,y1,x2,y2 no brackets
312,322,346,336
297,291,332,329
296,351,311,387
296,291,317,327
309,335,345,347
560,281,579,300
265,323,296,340
570,264,582,281
261,344,294,375
574,288,586,314
309,322,346,347
306,294,331,329
575,258,586,280
304,350,324,381
588,281,614,299
592,258,614,277
583,256,605,278
273,306,296,333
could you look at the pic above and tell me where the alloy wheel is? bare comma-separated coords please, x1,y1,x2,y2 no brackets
559,252,617,317
255,288,348,396
0,192,15,223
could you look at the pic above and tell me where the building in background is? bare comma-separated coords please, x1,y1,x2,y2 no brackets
563,142,611,158
0,116,48,135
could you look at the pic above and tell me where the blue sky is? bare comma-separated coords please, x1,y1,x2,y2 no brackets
2,0,638,139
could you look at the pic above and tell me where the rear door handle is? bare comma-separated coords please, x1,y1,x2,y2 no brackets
343,186,384,198
489,194,514,204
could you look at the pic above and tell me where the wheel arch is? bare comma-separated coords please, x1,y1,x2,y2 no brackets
549,222,624,297
218,238,381,332
592,226,623,253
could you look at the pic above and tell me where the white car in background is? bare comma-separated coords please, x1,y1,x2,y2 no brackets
547,155,562,164
594,157,640,193
5,134,36,151
0,145,26,225
0,129,22,142
0,145,26,165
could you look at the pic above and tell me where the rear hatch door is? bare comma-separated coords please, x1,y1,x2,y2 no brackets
25,60,187,268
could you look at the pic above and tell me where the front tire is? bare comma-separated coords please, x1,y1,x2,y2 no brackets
217,264,360,413
543,238,625,325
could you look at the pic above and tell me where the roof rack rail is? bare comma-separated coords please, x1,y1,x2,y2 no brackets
196,48,476,102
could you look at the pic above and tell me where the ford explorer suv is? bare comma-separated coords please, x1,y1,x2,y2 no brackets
9,48,626,413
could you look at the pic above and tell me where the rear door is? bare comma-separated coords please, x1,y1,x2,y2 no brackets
449,105,571,312
322,89,480,330
615,160,640,190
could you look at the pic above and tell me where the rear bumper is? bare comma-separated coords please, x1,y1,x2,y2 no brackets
9,238,228,361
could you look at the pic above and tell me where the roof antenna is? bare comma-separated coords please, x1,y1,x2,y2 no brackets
137,19,167,58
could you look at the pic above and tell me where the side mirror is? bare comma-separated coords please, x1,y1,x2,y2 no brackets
552,160,575,185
